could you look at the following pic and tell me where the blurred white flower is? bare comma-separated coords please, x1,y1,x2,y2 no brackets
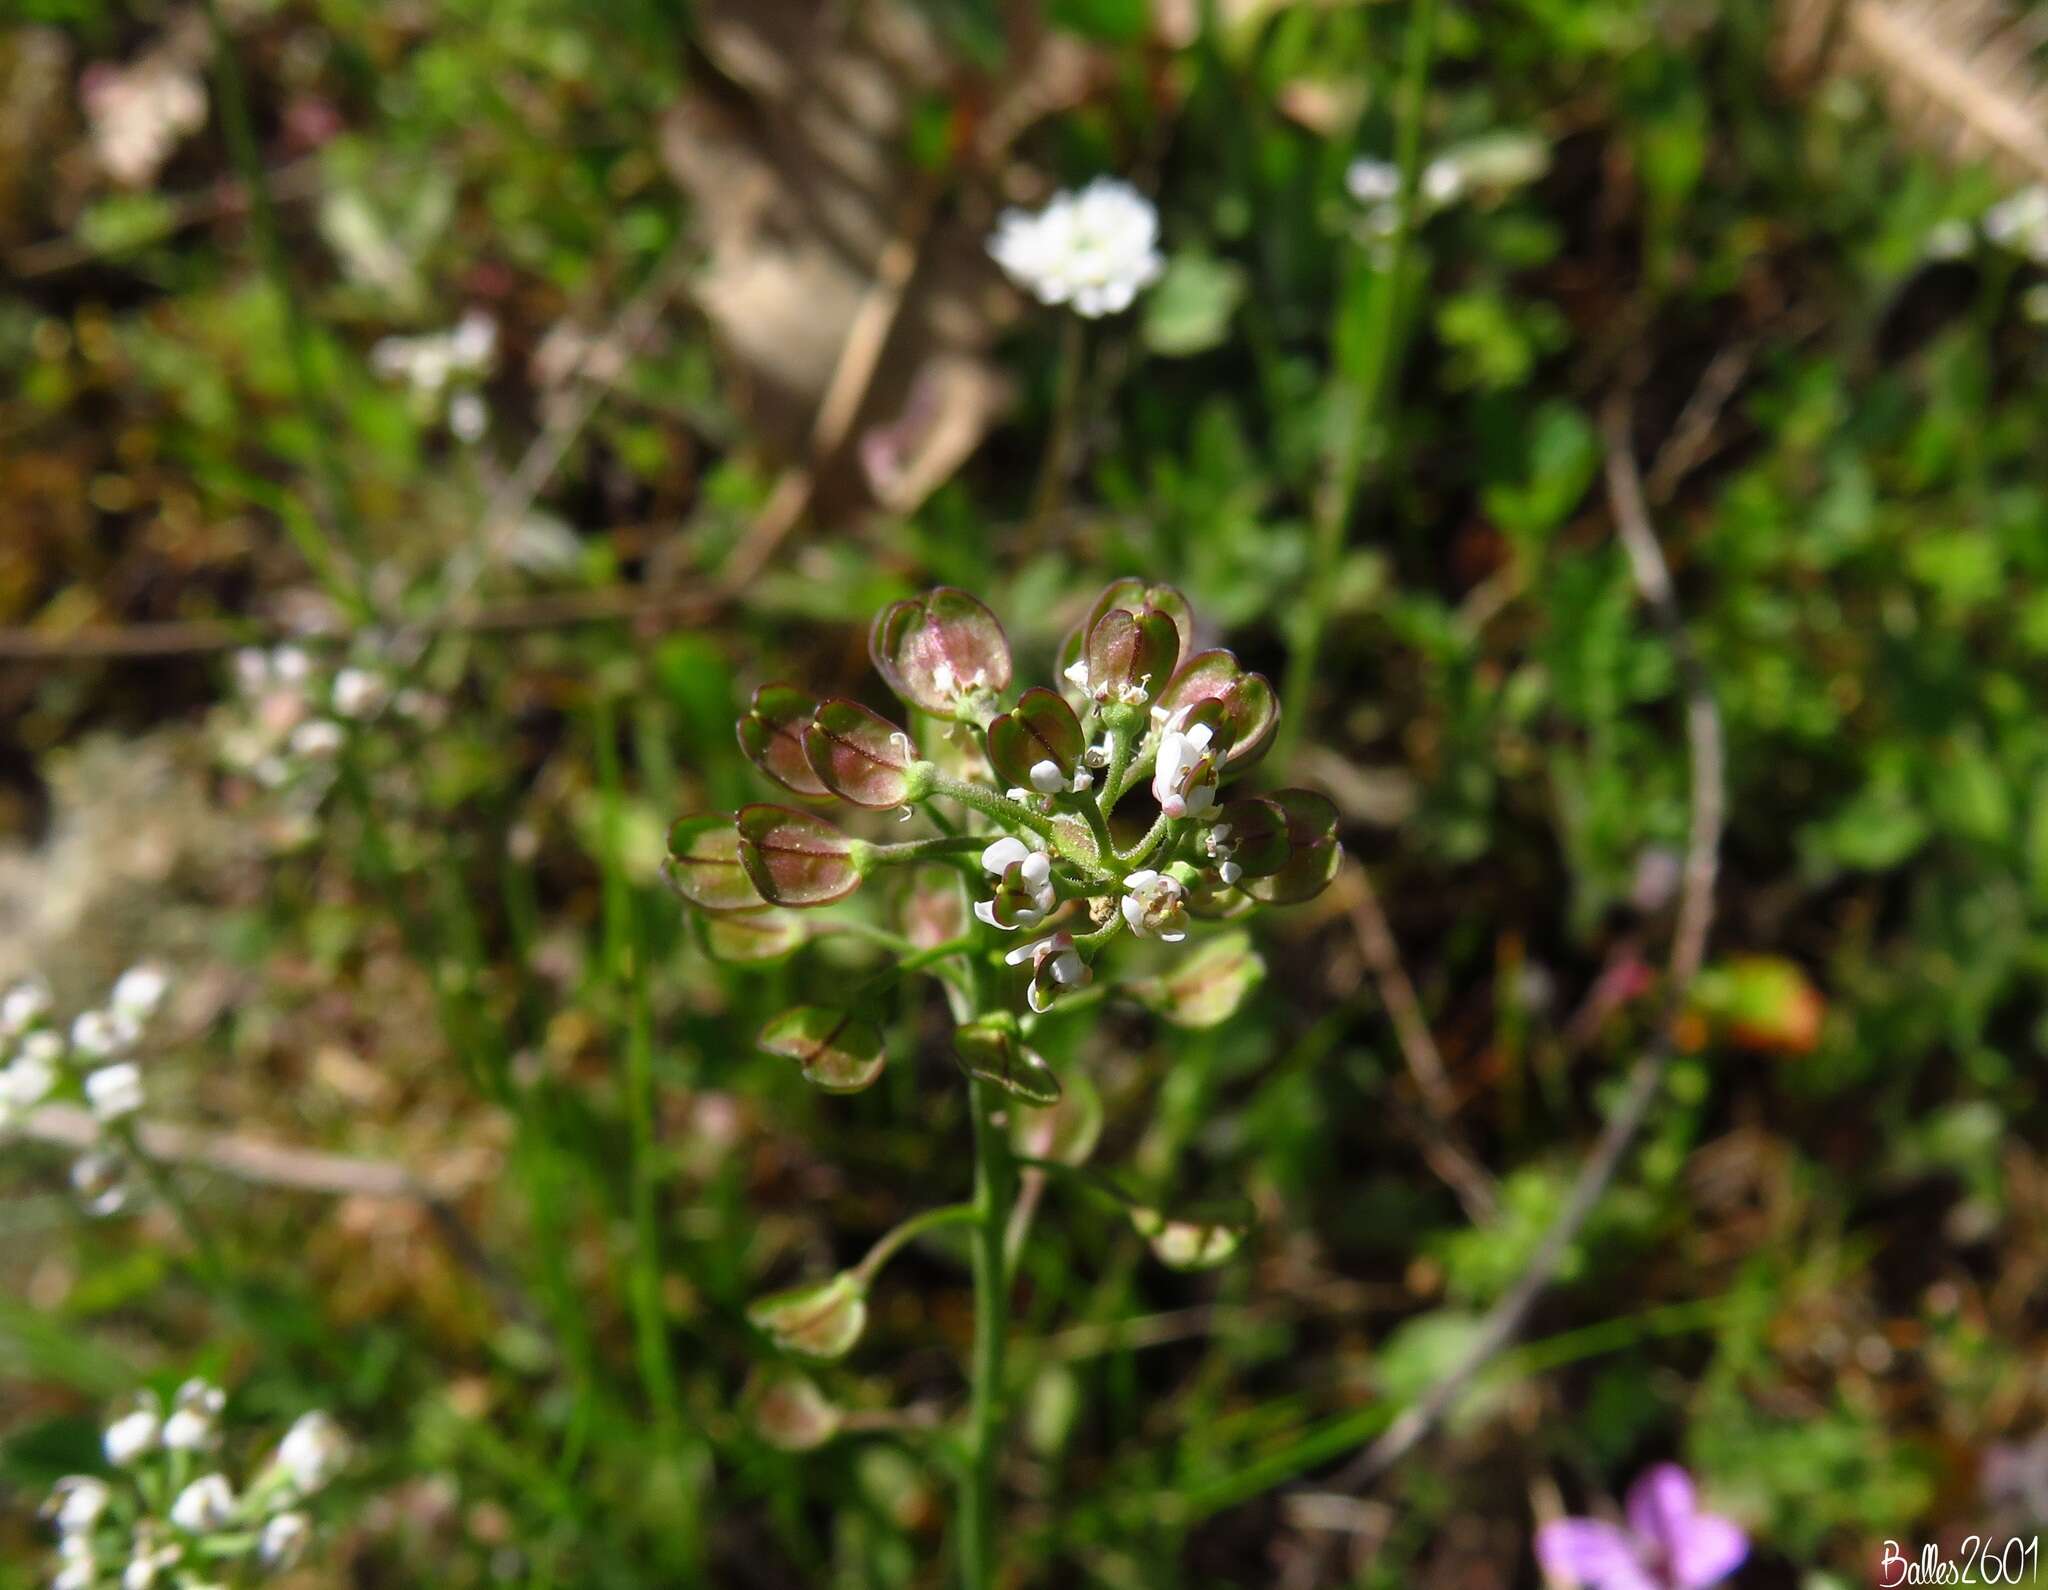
331,667,387,719
47,1476,112,1535
449,390,488,443
168,1474,235,1533
988,178,1165,318
85,1062,144,1121
110,964,169,1023
1,1048,59,1118
1985,186,2048,260
162,1380,225,1452
82,60,206,187
104,1406,162,1466
288,719,345,759
273,1411,349,1494
1346,158,1401,204
1,977,52,1034
73,1151,133,1217
71,1009,136,1060
258,1511,311,1570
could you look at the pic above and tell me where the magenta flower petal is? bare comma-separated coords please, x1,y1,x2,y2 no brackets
1625,1465,1699,1552
1535,1520,1658,1590
1669,1515,1748,1589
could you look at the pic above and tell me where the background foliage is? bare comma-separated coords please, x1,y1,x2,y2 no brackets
2,0,2045,1585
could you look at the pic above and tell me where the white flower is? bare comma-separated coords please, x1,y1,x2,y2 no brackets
449,310,498,370
1985,186,2048,259
330,667,387,719
1,1049,59,1116
55,1556,96,1590
975,838,1057,932
450,391,489,443
1,977,51,1035
273,1411,348,1494
168,1473,235,1533
1346,158,1401,204
161,1379,224,1452
1420,156,1465,207
988,177,1165,318
1005,931,1091,1013
259,1511,312,1570
289,719,344,759
73,1152,132,1217
122,1527,181,1590
1152,717,1218,820
270,647,312,686
104,1406,162,1465
110,965,169,1023
48,1476,112,1534
85,1063,144,1122
83,61,206,187
71,1009,137,1059
1119,870,1189,942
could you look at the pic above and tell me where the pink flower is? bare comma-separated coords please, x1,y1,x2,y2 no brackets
1536,1465,1748,1590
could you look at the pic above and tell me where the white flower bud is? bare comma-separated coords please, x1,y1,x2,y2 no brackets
85,1063,144,1122
273,1410,348,1494
110,965,169,1023
104,1406,161,1465
168,1473,235,1532
259,1511,311,1570
0,978,51,1035
47,1476,112,1534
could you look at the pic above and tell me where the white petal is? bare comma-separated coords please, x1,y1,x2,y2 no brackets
1029,759,1066,793
1018,852,1051,887
982,837,1030,875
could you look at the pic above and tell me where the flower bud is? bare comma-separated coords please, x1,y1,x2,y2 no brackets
168,1473,235,1532
45,1477,112,1535
104,1403,162,1466
735,805,862,907
953,1016,1062,1105
0,977,52,1035
869,587,1011,719
737,684,829,798
759,1007,887,1093
259,1511,312,1570
986,688,1088,796
748,1272,868,1360
803,700,916,808
85,1062,144,1122
272,1411,348,1494
665,815,770,913
162,1379,224,1452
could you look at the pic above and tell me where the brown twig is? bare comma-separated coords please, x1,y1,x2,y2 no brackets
1335,862,1499,1224
16,1103,519,1311
1330,394,1724,1489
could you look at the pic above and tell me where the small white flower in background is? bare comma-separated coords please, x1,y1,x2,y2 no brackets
1420,156,1465,207
988,177,1165,318
1119,870,1190,942
46,1476,112,1534
85,1062,145,1121
71,1008,137,1059
73,1151,133,1217
122,1525,183,1589
162,1379,224,1452
1,1044,60,1119
81,60,207,187
259,1511,311,1570
1,976,52,1035
1152,715,1218,820
168,1473,236,1533
449,390,489,443
288,719,345,759
109,965,169,1023
273,1410,349,1495
1346,158,1401,204
330,667,387,719
104,1405,162,1466
1984,186,2048,260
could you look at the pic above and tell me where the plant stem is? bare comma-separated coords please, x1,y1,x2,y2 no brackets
868,834,991,865
1276,0,1438,765
960,1075,1013,1590
592,692,682,1445
200,0,368,616
927,771,1060,844
853,1202,979,1287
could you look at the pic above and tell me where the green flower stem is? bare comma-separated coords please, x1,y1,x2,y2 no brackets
864,834,990,866
1010,1155,1137,1212
852,1202,979,1288
1067,790,1117,862
961,1070,1013,1590
1277,0,1438,766
1072,912,1129,956
1096,724,1136,820
1118,813,1175,869
925,771,1059,843
897,935,980,978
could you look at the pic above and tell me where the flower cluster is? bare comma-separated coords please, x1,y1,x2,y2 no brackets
1,966,172,1214
80,59,206,188
215,643,438,795
43,1386,348,1589
667,580,1340,1040
988,178,1165,319
371,311,498,441
1346,131,1548,241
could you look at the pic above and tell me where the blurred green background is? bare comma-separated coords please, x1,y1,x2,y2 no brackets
3,0,2046,1584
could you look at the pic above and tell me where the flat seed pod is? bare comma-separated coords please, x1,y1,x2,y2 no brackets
1242,790,1343,905
699,908,809,964
1156,651,1279,771
1130,930,1266,1028
665,815,767,913
737,683,828,797
760,1007,886,1092
987,687,1085,791
869,587,1012,718
1084,606,1180,702
1130,1202,1249,1271
744,1366,843,1452
953,1018,1062,1106
1215,796,1292,877
748,1272,868,1360
1009,1064,1103,1166
736,805,862,907
804,699,914,808
1085,578,1195,659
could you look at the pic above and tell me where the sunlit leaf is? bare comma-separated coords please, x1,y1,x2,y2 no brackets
953,1018,1061,1105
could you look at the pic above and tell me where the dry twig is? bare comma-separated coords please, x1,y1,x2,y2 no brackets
1329,394,1725,1489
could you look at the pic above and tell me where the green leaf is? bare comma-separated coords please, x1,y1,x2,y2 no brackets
1143,253,1249,358
1130,930,1266,1028
759,1007,887,1093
